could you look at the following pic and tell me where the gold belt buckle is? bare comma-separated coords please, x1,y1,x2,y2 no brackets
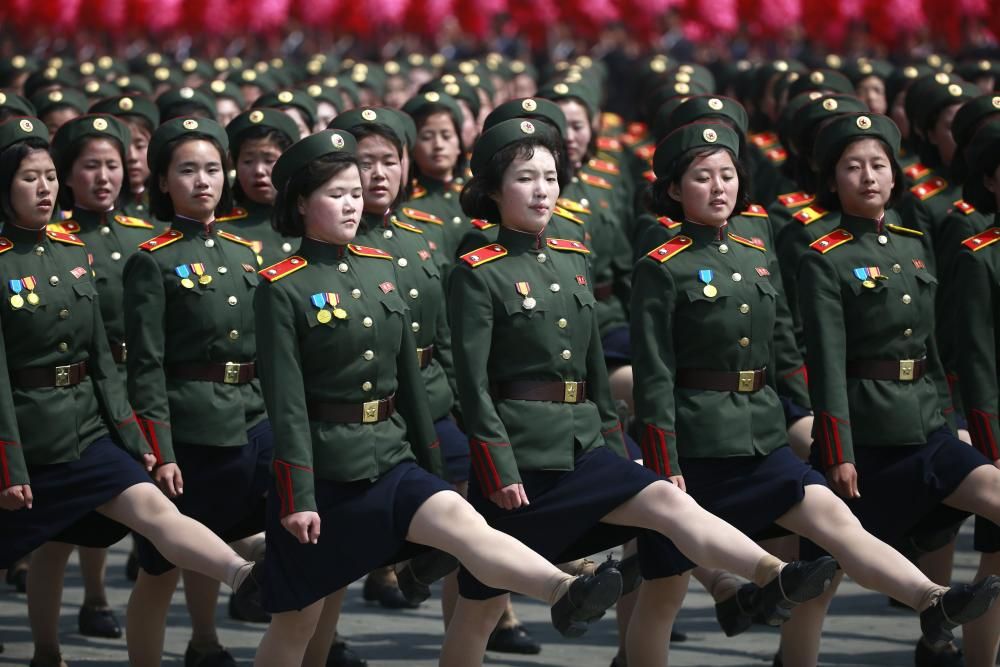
224,362,241,384
737,370,756,393
564,381,579,403
54,364,71,387
899,360,915,381
362,400,380,423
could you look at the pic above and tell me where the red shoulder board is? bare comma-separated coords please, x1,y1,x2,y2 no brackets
218,230,255,248
259,256,308,282
557,197,591,215
657,216,681,229
580,172,613,190
635,144,656,162
810,229,853,254
216,207,248,223
643,169,656,183
0,237,12,255
904,162,931,181
587,158,620,176
627,121,648,138
410,184,427,199
601,112,624,128
547,238,590,254
48,221,80,234
963,227,1000,251
597,136,623,152
777,191,815,208
741,204,768,218
114,214,154,229
553,207,585,225
621,132,642,147
139,229,183,252
910,176,948,201
886,224,923,237
460,244,507,267
647,236,693,263
793,205,829,226
46,229,85,246
750,131,778,149
470,219,496,230
954,200,976,215
729,232,766,252
348,244,392,260
391,217,423,234
764,147,787,163
401,207,443,225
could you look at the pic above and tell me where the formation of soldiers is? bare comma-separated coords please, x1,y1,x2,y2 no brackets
0,43,1000,667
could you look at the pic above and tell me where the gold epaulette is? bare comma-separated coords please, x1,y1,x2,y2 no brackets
48,221,80,233
46,229,85,246
391,217,423,234
216,207,249,223
741,204,768,218
553,207,585,225
657,216,681,229
218,230,256,248
557,198,591,215
777,191,814,208
793,205,829,226
114,214,154,229
580,172,613,190
886,224,923,237
953,200,976,215
587,158,620,176
401,207,443,225
729,232,766,251
0,237,12,255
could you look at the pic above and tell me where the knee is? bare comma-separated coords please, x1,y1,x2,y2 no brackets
435,492,488,529
452,595,508,636
650,480,698,512
270,609,322,645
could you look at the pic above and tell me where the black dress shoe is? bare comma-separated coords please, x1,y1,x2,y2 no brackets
228,591,271,623
751,557,838,626
184,642,238,667
773,651,783,667
613,554,642,596
396,550,459,605
487,625,542,654
327,637,368,667
550,568,624,638
670,629,687,643
78,604,122,638
921,576,1000,648
361,572,420,609
231,562,264,615
714,582,791,636
914,638,965,667
6,565,27,593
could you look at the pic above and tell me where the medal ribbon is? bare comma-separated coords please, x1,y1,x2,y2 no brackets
190,263,205,277
21,276,36,292
853,267,869,281
868,266,885,280
310,293,326,309
698,269,714,286
8,279,22,295
175,265,191,279
515,281,531,298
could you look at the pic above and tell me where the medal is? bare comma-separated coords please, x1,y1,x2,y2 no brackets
9,278,24,309
703,284,718,297
515,281,534,310
26,293,39,305
9,294,23,309
190,263,211,286
21,276,38,306
181,278,195,289
199,275,213,286
862,279,876,288
312,292,345,322
175,264,194,288
333,308,348,319
316,309,332,323
698,269,717,298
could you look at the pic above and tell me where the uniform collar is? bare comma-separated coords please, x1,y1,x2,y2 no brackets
300,236,347,260
2,223,48,244
681,219,729,244
172,215,216,237
840,211,889,236
71,206,114,227
497,224,546,252
413,174,451,195
237,198,272,218
360,210,390,234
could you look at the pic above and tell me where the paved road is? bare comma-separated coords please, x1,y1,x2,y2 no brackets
0,527,983,666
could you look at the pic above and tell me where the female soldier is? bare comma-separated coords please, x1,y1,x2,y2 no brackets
122,117,272,667
443,117,840,666
0,117,257,667
251,129,623,666
797,112,1000,667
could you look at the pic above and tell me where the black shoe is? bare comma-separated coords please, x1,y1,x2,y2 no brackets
184,642,238,667
670,629,687,643
614,554,642,596
78,604,122,638
921,576,1000,649
551,568,624,638
361,572,420,609
6,565,27,593
28,654,63,667
327,637,368,667
715,582,791,637
228,591,271,623
125,550,139,582
231,562,264,616
914,638,965,667
395,550,459,605
773,651,783,667
487,625,542,654
750,557,838,626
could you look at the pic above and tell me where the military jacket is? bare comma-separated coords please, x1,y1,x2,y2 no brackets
122,190,167,231
399,175,469,262
0,224,151,488
217,200,299,267
896,166,958,267
255,238,443,515
797,211,952,469
448,226,626,494
123,217,266,464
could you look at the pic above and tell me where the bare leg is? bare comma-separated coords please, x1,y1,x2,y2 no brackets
963,551,1000,667
254,597,325,667
625,574,689,667
78,547,109,607
609,365,635,415
28,542,73,664
125,568,181,667
615,540,639,665
779,572,843,667
182,570,221,649
302,588,346,667
787,416,814,462
441,571,459,628
439,595,507,667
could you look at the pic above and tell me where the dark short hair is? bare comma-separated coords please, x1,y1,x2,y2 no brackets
272,152,359,237
349,123,405,209
230,126,293,204
54,134,132,211
407,104,468,183
460,136,567,223
645,146,750,220
0,138,51,223
815,136,905,211
966,151,1000,213
148,134,233,221
159,102,213,123
120,113,155,139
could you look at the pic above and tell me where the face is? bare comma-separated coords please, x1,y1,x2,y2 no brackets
558,100,592,168
125,121,151,193
492,147,560,234
890,88,910,140
216,98,242,128
42,107,80,136
832,138,895,219
314,101,338,132
10,149,58,229
855,76,887,115
383,76,409,109
984,162,1000,212
513,75,537,99
668,150,739,227
927,103,961,166
356,134,402,215
300,165,363,245
457,100,479,149
159,139,225,222
68,138,123,211
240,84,263,107
236,137,282,205
413,111,461,180
280,107,311,140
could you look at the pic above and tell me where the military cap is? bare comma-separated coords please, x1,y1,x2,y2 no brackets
51,114,131,160
813,112,901,168
421,78,479,118
261,60,294,88
402,91,464,132
957,59,1000,83
147,65,184,88
271,129,358,192
30,88,88,117
950,94,1000,180
791,93,870,153
668,95,749,136
483,98,567,136
652,96,694,142
905,75,980,133
751,60,806,102
509,59,538,81
776,90,826,149
788,69,855,98
204,79,246,107
0,116,50,152
885,64,933,111
93,55,124,78
963,120,1000,212
345,62,386,97
319,76,362,107
653,122,740,179
156,86,217,119
389,107,417,149
537,80,600,119
23,67,80,99
383,59,411,79
89,94,160,128
304,83,341,112
253,90,319,128
82,80,120,100
672,63,716,93
147,117,229,171
226,67,278,92
0,55,37,86
842,58,894,84
115,74,154,96
921,53,954,72
470,117,560,176
0,91,37,117
129,52,167,73
327,107,409,149
226,108,299,150
305,56,339,79
179,57,213,80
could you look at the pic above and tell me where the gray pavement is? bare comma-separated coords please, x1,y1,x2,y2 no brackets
0,527,983,666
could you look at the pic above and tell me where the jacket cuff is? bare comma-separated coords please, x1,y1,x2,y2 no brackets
0,440,27,490
968,409,1000,461
273,459,316,517
602,422,629,459
469,439,517,495
137,416,174,465
640,424,679,477
115,412,153,461
815,411,851,468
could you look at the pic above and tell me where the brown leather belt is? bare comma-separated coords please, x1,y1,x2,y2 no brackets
11,361,88,388
109,340,127,364
307,394,396,424
167,361,256,384
492,380,588,404
676,368,767,393
846,357,927,382
593,282,614,301
417,345,435,369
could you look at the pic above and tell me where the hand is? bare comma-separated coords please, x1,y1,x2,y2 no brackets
154,463,184,498
826,462,860,499
668,475,687,492
489,484,529,510
0,484,32,511
141,453,156,472
281,511,321,544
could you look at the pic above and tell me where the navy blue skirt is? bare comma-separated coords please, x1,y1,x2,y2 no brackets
262,460,452,612
0,435,152,568
136,419,273,575
436,417,470,484
458,446,694,600
780,395,812,425
601,325,631,365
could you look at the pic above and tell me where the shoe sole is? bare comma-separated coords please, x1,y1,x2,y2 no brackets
560,574,624,638
779,558,838,607
947,577,1000,626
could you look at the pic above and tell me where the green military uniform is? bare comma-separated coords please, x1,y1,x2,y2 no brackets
398,178,468,260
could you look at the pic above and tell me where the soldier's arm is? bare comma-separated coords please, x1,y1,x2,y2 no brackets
0,316,28,491
396,309,444,479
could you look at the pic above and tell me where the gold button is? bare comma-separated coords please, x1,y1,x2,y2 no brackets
412,322,420,332
550,283,560,292
537,253,547,263
557,318,568,328
35,246,44,256
363,350,374,360
228,296,238,306
49,275,59,286
903,328,913,337
363,317,373,328
111,251,122,261
58,309,69,319
738,337,750,347
892,264,902,273
100,226,111,236
902,294,912,305
58,342,68,352
718,244,729,254
398,258,408,267
732,273,742,282
739,304,750,314
218,266,228,274
383,230,393,239
561,349,572,360
351,289,361,299
362,381,372,391
338,262,349,273
229,329,240,340
409,288,419,299
205,239,215,248
282,242,292,252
